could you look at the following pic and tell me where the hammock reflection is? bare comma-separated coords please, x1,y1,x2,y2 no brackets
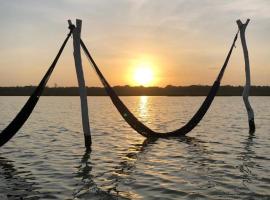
73,138,157,199
114,137,157,174
0,156,38,199
111,136,211,198
73,136,210,199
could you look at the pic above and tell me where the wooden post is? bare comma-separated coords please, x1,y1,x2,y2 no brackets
68,19,92,149
237,19,255,133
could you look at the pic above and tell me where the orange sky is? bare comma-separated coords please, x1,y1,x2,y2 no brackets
0,0,269,87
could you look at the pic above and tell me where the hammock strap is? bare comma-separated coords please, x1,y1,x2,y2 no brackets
0,26,74,148
217,30,239,82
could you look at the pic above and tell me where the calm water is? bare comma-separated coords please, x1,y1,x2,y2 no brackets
0,96,269,200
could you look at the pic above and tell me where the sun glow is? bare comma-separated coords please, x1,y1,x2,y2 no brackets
133,62,154,86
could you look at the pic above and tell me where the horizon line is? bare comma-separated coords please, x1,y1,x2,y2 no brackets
1,85,270,88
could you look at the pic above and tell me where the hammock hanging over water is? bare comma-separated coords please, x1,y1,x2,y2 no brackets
0,26,74,148
80,31,239,138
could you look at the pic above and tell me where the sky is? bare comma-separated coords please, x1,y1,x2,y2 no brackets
0,0,269,87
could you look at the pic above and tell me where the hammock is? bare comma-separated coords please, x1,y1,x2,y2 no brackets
0,25,74,148
80,31,239,138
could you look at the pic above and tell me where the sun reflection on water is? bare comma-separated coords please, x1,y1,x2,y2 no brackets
138,96,149,119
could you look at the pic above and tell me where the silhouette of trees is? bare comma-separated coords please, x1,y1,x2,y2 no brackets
0,85,269,96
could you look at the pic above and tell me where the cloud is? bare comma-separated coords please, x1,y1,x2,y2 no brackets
0,0,269,86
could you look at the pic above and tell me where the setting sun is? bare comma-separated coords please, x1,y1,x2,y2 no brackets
133,62,154,86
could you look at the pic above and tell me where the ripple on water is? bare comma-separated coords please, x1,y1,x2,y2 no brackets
0,96,270,199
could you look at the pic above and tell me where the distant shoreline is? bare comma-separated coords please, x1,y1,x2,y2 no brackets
0,85,270,96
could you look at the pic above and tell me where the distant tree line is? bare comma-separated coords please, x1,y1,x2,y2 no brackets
0,85,269,96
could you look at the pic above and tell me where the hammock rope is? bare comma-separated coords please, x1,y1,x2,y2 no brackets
80,31,239,138
0,25,75,148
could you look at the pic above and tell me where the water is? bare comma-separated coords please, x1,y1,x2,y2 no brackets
0,96,269,199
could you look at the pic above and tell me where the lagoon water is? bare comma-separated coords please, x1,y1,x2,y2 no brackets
0,96,269,199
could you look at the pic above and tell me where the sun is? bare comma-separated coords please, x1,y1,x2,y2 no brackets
133,64,154,86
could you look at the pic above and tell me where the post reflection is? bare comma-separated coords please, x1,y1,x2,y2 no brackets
73,150,119,199
239,133,256,187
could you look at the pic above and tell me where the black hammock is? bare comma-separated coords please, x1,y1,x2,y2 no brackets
80,31,239,138
0,26,74,148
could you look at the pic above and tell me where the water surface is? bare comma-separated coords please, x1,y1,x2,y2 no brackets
0,96,269,199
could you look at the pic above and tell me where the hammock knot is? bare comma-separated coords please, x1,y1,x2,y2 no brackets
68,24,76,33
